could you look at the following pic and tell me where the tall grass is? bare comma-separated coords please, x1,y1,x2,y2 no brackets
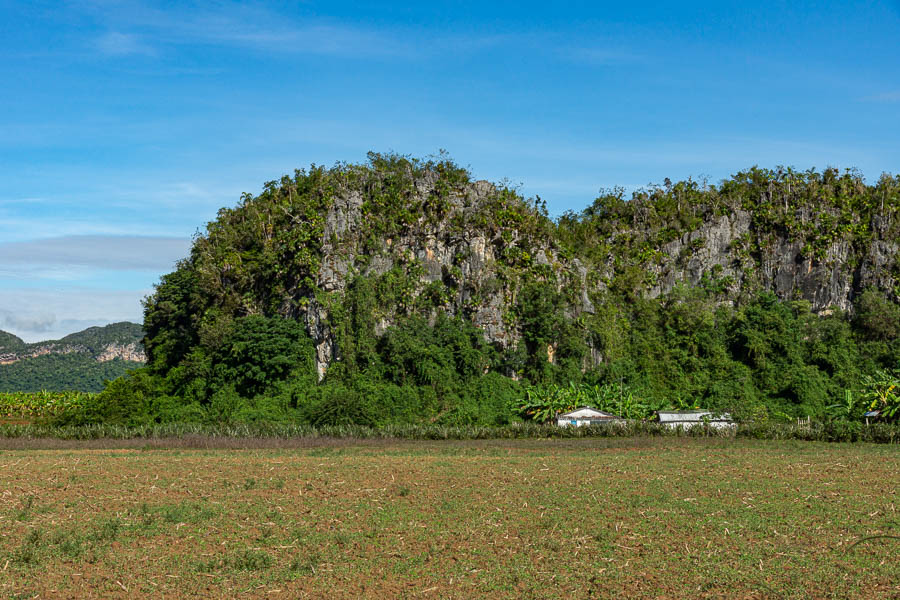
0,420,896,443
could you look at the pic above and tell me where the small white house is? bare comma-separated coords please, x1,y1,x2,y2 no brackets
657,410,734,430
556,407,625,427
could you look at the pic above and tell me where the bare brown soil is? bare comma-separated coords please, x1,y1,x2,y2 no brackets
0,438,896,599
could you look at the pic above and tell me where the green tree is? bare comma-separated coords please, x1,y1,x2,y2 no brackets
208,315,315,399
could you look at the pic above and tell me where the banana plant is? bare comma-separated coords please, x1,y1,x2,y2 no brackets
861,369,900,421
826,389,859,421
517,381,656,422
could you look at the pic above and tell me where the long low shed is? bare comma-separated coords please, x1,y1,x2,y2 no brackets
656,410,735,430
556,407,625,427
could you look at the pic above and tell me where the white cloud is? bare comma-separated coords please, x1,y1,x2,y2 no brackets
0,216,186,245
83,3,415,59
0,311,57,336
0,236,189,341
191,18,413,58
0,289,147,343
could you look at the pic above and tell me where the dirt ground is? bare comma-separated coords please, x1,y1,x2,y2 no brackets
0,437,897,599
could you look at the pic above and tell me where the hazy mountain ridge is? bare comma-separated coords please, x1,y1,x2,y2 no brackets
0,322,146,364
0,322,146,391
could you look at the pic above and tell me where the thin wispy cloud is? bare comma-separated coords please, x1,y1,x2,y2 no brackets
0,235,191,273
78,2,635,63
189,17,413,58
83,2,416,59
558,45,641,65
95,31,156,56
862,90,900,103
0,217,187,245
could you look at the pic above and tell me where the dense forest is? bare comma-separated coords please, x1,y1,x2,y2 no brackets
0,355,140,393
65,154,900,426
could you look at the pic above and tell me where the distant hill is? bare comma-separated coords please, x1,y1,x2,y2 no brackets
0,322,146,392
0,331,25,353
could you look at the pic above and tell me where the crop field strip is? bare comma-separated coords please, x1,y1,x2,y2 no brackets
0,391,95,421
0,438,897,599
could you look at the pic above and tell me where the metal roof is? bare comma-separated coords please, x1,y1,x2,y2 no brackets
558,407,623,419
657,410,732,423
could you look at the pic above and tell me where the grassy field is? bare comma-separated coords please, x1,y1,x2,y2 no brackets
0,438,897,599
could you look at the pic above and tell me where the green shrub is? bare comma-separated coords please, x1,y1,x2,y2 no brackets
53,369,158,426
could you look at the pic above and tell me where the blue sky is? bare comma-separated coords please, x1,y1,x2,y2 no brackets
1,0,898,341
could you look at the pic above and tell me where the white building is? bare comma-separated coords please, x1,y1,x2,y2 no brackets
656,410,734,430
556,407,625,427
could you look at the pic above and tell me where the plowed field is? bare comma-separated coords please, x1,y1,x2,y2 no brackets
1,438,897,598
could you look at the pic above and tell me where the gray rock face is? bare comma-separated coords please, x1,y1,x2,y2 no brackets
649,211,750,299
281,174,898,377
295,178,568,376
304,298,333,381
647,207,898,313
95,342,146,363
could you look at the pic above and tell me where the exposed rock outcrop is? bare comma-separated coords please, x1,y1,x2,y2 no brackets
645,208,898,313
96,342,146,363
145,157,900,379
295,177,898,375
294,178,566,376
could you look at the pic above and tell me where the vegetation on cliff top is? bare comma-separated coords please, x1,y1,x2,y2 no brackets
62,153,900,427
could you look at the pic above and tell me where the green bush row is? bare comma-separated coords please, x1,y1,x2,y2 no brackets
64,290,899,429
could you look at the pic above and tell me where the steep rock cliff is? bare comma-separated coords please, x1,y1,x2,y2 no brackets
643,208,899,312
143,156,900,379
